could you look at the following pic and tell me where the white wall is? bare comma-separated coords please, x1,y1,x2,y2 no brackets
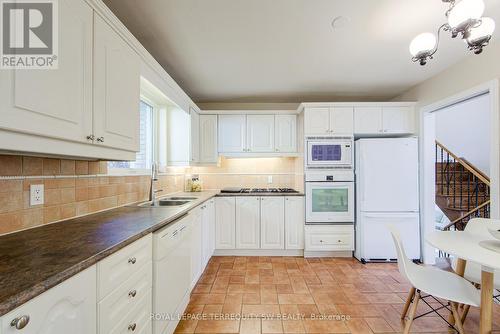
435,93,491,176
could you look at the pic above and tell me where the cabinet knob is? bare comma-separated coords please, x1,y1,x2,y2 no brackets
128,289,137,298
10,315,30,330
96,136,105,142
128,257,137,264
86,134,95,141
319,240,323,243
128,323,137,331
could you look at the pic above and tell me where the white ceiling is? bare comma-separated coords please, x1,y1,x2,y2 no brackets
103,0,500,103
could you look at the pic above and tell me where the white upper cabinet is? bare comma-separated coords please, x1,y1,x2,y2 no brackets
235,197,261,249
330,107,354,134
247,115,275,152
1,266,96,334
382,106,414,134
304,108,330,135
218,115,246,153
354,105,414,135
260,197,285,249
190,107,200,163
354,106,383,134
304,107,353,135
275,115,297,152
93,15,140,152
0,0,93,144
199,115,218,163
167,108,191,166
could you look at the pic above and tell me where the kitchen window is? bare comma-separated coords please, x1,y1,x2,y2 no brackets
108,99,155,173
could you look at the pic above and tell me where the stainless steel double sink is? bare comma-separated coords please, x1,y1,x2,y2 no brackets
138,196,198,207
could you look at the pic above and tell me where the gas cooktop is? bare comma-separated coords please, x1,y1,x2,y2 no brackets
220,187,299,194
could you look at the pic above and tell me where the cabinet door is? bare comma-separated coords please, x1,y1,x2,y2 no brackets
0,0,92,144
247,115,275,152
190,209,203,286
260,197,285,249
285,197,304,250
190,108,200,163
215,197,236,249
199,115,218,163
235,197,261,249
1,266,96,334
218,115,246,152
354,107,383,134
304,108,330,135
330,107,354,134
275,115,297,153
93,15,140,152
382,106,414,134
206,199,216,260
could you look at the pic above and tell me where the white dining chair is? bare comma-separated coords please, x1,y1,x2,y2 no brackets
450,218,500,322
388,226,481,334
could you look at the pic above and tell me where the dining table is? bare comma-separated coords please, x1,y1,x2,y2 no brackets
426,230,500,334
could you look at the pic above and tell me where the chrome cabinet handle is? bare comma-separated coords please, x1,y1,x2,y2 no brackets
128,323,137,331
86,134,95,141
96,136,104,142
128,289,137,298
128,257,137,264
11,315,30,330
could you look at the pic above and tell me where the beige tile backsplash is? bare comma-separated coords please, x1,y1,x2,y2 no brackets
0,155,303,235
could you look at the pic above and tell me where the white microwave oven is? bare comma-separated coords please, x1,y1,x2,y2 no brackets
305,136,353,169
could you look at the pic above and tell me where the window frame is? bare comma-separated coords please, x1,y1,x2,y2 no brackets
107,95,159,176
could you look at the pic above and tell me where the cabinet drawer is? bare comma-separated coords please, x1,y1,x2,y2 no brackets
98,234,152,299
98,261,152,334
305,226,354,251
109,289,152,334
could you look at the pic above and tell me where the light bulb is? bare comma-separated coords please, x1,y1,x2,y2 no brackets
409,33,437,57
448,0,485,29
467,17,496,43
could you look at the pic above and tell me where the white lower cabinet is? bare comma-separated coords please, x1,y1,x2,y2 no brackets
260,197,285,249
190,207,203,287
235,197,261,249
285,197,305,249
0,266,96,334
98,235,153,334
201,199,216,267
305,225,354,252
215,197,236,249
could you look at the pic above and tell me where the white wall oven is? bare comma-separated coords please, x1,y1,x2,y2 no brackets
305,171,355,224
305,136,353,170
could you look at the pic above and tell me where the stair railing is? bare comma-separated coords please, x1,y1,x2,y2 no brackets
435,140,490,231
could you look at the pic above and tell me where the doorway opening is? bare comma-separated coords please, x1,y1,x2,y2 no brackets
420,80,499,264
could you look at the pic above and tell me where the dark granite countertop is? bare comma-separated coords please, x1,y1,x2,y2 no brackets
0,191,218,316
216,192,304,197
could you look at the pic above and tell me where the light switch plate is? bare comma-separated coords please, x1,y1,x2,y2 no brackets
30,184,44,206
267,175,273,184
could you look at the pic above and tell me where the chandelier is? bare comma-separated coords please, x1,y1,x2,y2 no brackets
409,0,495,65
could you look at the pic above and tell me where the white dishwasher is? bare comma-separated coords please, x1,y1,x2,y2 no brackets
153,214,192,334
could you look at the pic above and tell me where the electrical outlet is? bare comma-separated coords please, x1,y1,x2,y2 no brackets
267,175,273,184
30,184,44,206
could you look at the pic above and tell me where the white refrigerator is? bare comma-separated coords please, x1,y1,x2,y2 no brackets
354,137,420,262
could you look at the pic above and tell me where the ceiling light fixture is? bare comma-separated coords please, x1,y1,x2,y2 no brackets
409,0,495,65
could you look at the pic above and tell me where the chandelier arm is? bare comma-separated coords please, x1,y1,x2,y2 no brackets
428,23,449,58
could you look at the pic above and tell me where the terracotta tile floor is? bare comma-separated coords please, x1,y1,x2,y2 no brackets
174,256,500,333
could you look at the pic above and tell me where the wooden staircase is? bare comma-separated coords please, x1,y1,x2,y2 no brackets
435,141,490,231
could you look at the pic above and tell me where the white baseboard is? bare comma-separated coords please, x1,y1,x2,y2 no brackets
213,249,304,256
303,250,353,258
